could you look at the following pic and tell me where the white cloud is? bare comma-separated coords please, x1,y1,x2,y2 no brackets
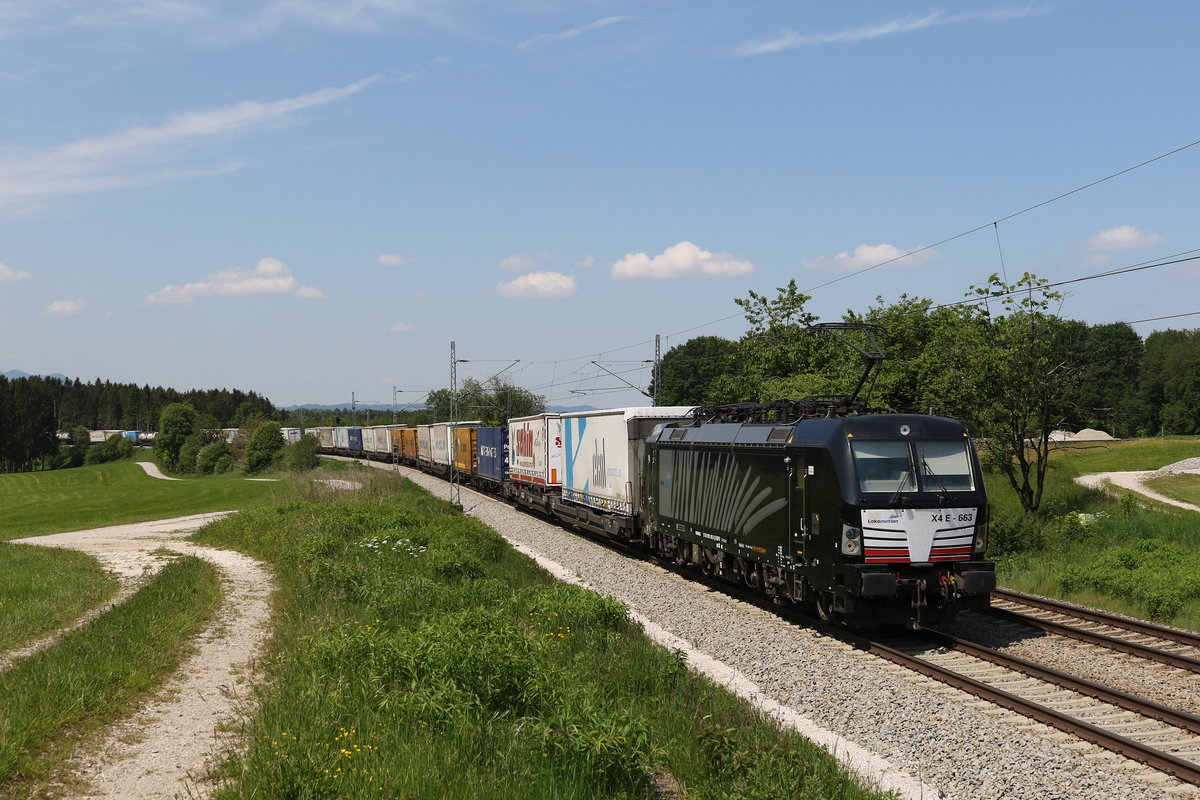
146,257,324,303
519,15,636,49
611,241,754,280
802,243,937,273
0,77,379,210
378,253,414,266
45,298,90,317
388,322,415,333
497,253,537,271
496,271,577,300
735,6,1042,56
1085,224,1163,252
577,255,597,269
0,262,31,283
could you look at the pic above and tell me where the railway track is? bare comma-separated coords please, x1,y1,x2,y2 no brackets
989,588,1200,674
684,574,1200,785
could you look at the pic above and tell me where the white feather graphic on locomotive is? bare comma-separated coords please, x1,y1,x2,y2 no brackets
658,448,788,537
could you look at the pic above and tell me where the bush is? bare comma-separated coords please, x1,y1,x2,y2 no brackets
986,511,1045,557
1058,539,1200,621
244,422,285,474
84,434,134,465
214,454,234,474
279,434,320,472
195,439,229,475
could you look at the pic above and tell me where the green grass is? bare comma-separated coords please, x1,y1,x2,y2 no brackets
0,459,281,540
0,544,118,652
0,555,223,796
987,437,1200,629
193,475,892,800
1142,472,1200,506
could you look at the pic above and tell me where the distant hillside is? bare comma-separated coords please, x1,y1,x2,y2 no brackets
3,369,70,381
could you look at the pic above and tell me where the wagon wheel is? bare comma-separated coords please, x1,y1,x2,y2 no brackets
815,592,836,623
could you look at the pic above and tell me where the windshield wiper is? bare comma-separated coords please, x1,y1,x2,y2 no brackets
921,459,951,504
889,469,914,505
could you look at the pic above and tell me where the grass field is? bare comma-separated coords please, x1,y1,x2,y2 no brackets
988,436,1200,628
0,544,117,652
192,470,892,800
0,458,281,540
0,555,222,797
1142,472,1200,506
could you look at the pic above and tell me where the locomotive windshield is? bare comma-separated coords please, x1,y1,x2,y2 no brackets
851,439,975,494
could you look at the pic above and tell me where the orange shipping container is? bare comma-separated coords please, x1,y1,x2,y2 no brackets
453,427,478,475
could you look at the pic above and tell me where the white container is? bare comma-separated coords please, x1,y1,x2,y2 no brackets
507,413,564,487
561,407,694,515
332,427,350,450
417,425,433,463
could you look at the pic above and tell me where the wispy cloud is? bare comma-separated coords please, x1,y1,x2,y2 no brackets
1085,224,1163,253
802,243,937,273
146,257,324,304
735,6,1042,56
611,241,754,280
44,298,90,317
496,271,577,300
519,15,636,50
0,263,32,284
388,322,415,333
0,77,379,211
497,253,537,271
378,253,414,267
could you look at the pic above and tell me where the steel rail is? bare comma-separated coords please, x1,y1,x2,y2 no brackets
993,587,1200,648
985,603,1200,675
858,628,1200,785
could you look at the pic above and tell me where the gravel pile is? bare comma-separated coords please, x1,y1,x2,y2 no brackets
391,466,1198,800
1158,457,1200,473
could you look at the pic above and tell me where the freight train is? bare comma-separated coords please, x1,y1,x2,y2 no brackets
310,399,995,628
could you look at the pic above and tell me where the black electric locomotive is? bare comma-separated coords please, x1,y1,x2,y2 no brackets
643,406,995,627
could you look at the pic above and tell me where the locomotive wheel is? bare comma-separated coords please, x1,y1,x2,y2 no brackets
815,593,836,623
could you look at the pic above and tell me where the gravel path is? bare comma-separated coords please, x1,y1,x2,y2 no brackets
351,460,1199,800
10,514,273,800
134,461,181,481
1075,461,1200,512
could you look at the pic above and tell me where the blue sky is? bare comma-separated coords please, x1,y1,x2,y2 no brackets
2,1,1198,409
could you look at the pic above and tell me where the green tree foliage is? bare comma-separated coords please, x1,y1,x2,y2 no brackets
279,434,321,472
153,403,198,472
245,421,285,473
195,439,230,475
423,378,545,426
1139,329,1200,434
84,433,134,465
651,336,739,406
0,376,58,473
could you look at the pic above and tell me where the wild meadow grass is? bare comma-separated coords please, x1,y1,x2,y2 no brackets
0,459,281,540
988,437,1200,628
0,555,222,796
193,474,892,800
0,544,117,652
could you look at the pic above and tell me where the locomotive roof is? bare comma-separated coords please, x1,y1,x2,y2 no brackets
649,413,970,448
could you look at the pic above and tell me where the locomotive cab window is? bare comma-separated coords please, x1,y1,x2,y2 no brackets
915,440,975,491
850,441,913,493
851,439,975,494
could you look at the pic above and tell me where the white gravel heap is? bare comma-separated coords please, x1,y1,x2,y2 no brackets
393,466,1196,800
1158,457,1200,473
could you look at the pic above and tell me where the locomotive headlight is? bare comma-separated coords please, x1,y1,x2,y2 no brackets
841,525,862,555
973,523,988,553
